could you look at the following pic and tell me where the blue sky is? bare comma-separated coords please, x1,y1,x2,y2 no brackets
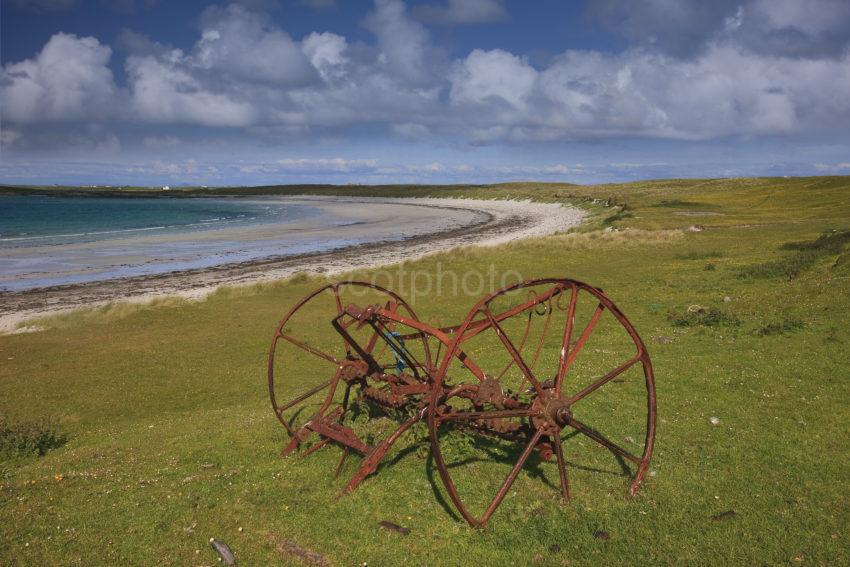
2,0,850,186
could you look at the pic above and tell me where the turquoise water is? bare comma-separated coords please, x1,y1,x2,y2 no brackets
0,195,481,292
0,195,356,291
0,195,323,246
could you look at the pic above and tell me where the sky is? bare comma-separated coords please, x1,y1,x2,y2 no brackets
1,0,850,186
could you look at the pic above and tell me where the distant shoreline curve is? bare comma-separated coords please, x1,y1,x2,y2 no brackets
0,196,585,333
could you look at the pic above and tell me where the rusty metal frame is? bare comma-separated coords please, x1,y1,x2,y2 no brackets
267,278,656,527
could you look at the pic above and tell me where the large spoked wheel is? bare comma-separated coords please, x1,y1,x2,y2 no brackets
427,278,656,526
268,281,428,457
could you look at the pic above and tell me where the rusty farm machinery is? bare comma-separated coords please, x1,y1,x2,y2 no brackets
267,278,656,527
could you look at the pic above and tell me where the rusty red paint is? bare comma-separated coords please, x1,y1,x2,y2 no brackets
267,279,657,527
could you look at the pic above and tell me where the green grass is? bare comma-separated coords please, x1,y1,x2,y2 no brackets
0,414,67,462
667,306,742,328
1,176,849,565
736,229,850,281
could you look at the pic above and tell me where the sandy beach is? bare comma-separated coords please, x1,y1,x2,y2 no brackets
0,196,584,333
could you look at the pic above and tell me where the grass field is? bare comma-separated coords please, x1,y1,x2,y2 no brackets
1,177,849,566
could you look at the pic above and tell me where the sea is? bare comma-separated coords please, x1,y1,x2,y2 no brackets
0,195,376,291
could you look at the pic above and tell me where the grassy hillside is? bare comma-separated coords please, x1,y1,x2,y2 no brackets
1,177,849,565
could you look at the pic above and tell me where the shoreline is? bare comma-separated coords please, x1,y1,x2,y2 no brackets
0,196,585,333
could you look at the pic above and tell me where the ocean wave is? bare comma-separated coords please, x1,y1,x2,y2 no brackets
0,225,169,242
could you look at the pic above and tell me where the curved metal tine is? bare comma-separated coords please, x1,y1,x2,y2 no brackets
279,334,341,366
552,433,570,501
566,354,641,404
482,306,546,397
567,417,641,464
479,428,544,525
510,290,556,389
555,284,578,391
454,283,564,343
497,308,534,380
557,294,604,392
527,298,554,374
431,316,444,373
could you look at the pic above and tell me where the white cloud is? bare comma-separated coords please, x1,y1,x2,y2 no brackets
814,162,850,172
142,136,181,148
126,54,259,126
363,0,434,84
450,49,537,110
194,4,314,84
128,159,219,177
302,32,349,82
413,0,507,25
391,122,430,139
449,43,850,141
736,0,850,57
1,129,22,149
117,1,438,128
0,33,118,123
589,0,850,58
0,126,121,153
3,1,850,147
276,158,379,172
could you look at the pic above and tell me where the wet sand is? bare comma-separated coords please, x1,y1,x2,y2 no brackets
0,196,585,333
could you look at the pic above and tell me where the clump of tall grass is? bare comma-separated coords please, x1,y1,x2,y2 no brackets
736,228,850,280
19,296,191,332
602,205,634,225
668,306,741,327
779,229,850,254
0,414,67,461
535,228,685,250
754,319,805,337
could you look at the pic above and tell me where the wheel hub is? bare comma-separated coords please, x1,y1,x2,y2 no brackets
531,390,572,434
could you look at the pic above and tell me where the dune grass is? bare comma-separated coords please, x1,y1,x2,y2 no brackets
1,176,849,566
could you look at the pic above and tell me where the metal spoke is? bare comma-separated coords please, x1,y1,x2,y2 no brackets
497,310,533,380
269,278,657,527
279,334,341,365
566,354,641,404
480,428,544,524
567,417,641,464
446,283,565,342
558,302,605,390
555,285,578,390
276,379,332,414
482,308,545,397
527,300,554,374
552,434,570,501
